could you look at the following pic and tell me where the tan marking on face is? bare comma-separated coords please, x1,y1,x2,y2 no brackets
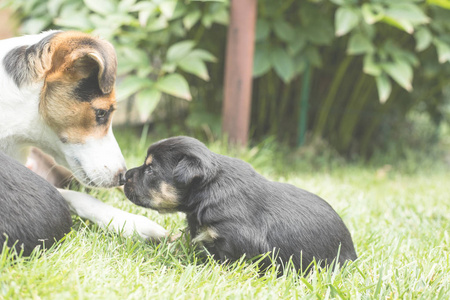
192,227,219,244
40,90,115,143
149,182,179,213
38,31,118,144
91,97,115,111
145,155,153,166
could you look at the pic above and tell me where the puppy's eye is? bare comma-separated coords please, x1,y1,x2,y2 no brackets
144,166,153,175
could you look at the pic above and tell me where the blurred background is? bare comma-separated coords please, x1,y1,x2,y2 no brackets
1,0,450,170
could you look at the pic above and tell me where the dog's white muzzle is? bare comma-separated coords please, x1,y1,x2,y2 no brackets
60,128,126,188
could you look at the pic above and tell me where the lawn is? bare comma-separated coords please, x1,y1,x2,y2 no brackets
1,129,449,299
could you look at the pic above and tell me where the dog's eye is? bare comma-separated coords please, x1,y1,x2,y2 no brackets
96,110,107,118
95,109,109,125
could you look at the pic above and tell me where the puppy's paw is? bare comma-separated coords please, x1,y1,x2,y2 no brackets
107,213,168,241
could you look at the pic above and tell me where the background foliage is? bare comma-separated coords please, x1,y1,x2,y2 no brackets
3,0,450,157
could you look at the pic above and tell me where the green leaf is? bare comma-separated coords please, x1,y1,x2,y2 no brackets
84,0,115,15
178,58,210,81
118,0,137,11
329,0,350,4
22,17,51,34
116,76,153,101
256,19,270,42
271,47,295,83
187,49,217,62
162,63,177,73
434,39,450,63
363,54,382,76
54,12,92,30
361,3,385,24
382,60,413,91
253,46,272,77
136,88,162,121
273,20,295,42
415,28,433,51
347,33,374,55
305,21,335,46
130,1,154,12
210,7,228,25
120,46,150,66
183,10,201,30
383,40,419,67
385,3,430,24
380,16,414,34
139,9,154,27
47,0,66,18
376,73,392,103
335,6,360,37
167,40,196,62
155,74,192,100
427,0,450,9
159,0,177,19
288,34,307,55
147,15,168,31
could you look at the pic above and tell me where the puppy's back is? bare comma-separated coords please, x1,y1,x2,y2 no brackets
263,181,357,269
0,151,72,256
207,153,357,271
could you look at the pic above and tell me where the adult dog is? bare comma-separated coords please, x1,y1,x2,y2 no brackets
124,136,357,273
0,151,72,255
0,31,166,250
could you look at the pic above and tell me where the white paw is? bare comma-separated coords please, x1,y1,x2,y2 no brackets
106,213,168,240
57,189,168,241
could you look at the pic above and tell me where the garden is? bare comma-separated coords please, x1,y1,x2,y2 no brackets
1,0,450,298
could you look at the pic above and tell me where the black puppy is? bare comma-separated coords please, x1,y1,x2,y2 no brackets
124,136,357,272
0,151,72,256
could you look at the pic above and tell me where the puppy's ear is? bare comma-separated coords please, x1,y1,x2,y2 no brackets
173,156,214,187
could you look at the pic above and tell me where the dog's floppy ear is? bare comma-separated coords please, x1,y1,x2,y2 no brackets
70,46,117,94
86,52,116,94
3,32,57,87
173,155,215,187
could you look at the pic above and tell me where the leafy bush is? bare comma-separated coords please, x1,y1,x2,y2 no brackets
3,0,450,157
251,0,450,156
2,0,227,121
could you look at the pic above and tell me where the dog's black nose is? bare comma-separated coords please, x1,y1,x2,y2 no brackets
118,172,126,185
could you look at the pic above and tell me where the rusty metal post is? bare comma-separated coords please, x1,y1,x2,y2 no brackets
222,0,257,146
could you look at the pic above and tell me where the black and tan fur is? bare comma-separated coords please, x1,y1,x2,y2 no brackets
124,136,357,273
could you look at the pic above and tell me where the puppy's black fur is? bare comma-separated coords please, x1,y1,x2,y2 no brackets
124,136,357,272
0,151,72,256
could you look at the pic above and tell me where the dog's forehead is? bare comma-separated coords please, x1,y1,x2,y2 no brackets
38,31,118,144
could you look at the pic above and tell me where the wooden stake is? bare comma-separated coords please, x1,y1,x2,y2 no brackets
222,0,257,146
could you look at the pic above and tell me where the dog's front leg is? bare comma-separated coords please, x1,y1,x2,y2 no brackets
57,189,167,240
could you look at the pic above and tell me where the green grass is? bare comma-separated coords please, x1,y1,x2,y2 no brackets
1,130,450,299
